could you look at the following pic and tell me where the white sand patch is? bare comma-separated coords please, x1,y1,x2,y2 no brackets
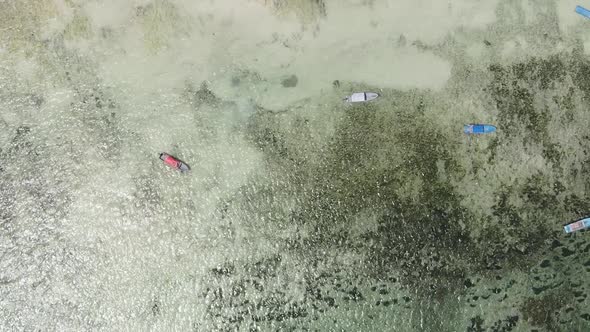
13,58,38,81
466,42,486,60
82,0,133,29
369,0,497,42
64,0,503,110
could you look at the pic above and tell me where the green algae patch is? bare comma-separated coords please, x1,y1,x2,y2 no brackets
136,0,186,53
521,292,570,329
240,51,590,302
0,0,59,53
242,89,476,289
218,44,590,330
266,0,327,24
64,13,93,41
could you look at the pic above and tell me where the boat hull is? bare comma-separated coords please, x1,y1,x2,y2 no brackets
564,217,590,233
464,124,496,134
159,153,190,172
344,92,379,103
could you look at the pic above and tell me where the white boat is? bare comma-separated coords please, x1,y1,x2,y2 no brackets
564,217,590,233
343,92,379,103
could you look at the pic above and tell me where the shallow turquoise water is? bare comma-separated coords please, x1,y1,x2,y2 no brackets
0,1,589,331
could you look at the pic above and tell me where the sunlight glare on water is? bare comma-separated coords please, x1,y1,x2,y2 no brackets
1,0,590,331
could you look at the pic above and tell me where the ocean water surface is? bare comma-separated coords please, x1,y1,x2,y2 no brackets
1,0,589,330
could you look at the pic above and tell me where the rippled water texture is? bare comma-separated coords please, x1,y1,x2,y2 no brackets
1,0,590,330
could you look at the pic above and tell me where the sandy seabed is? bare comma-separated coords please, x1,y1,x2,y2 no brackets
1,0,590,331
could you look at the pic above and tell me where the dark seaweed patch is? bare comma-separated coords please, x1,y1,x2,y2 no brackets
246,255,282,279
231,49,590,331
151,298,161,316
467,316,485,332
9,125,32,153
563,195,590,216
246,111,289,159
487,56,569,169
211,262,236,277
490,315,519,332
561,248,575,257
187,82,220,106
521,293,567,329
281,75,298,88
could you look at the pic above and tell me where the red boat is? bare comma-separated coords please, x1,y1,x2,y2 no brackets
159,152,190,172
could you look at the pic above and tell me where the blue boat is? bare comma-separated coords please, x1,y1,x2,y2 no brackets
463,124,496,135
564,217,590,233
576,5,590,19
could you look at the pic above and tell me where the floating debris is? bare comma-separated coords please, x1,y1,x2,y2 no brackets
463,124,496,135
159,152,190,172
563,216,590,233
343,92,379,103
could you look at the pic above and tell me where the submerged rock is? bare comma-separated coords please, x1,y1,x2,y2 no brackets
281,74,298,88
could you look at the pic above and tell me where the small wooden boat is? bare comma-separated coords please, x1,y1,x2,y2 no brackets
343,92,379,103
159,152,190,172
575,5,590,19
463,124,497,135
564,217,590,233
